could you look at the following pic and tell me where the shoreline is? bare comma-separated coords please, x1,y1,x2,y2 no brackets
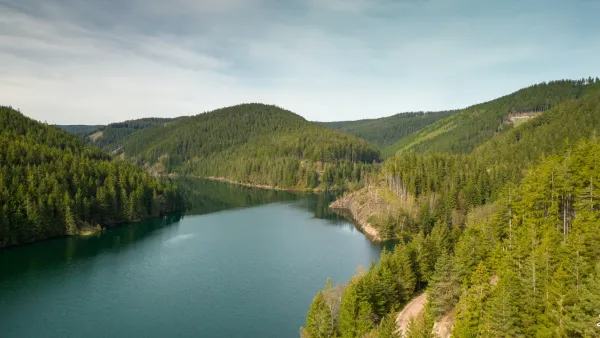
173,174,387,243
205,176,318,192
201,176,387,243
170,174,342,193
330,206,383,242
329,190,383,242
0,213,179,251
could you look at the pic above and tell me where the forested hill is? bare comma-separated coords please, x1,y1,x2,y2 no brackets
303,80,600,337
115,103,381,190
0,106,183,248
383,78,600,157
318,110,456,150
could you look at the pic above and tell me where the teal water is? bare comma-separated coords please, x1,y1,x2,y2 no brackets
0,179,391,337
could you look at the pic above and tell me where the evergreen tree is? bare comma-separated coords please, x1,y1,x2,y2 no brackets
452,262,490,337
0,106,183,248
376,313,400,338
338,282,374,338
305,291,335,338
428,250,461,318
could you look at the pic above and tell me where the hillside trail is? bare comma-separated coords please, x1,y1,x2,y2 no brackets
396,292,428,336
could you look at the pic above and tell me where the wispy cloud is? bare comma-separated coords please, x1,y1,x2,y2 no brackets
0,0,598,124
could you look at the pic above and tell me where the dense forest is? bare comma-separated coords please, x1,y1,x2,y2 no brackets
318,110,456,151
303,79,600,337
0,106,183,248
384,78,600,157
106,104,381,190
375,88,600,236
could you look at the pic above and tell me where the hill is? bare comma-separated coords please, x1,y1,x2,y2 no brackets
383,78,600,157
114,103,381,190
0,106,183,248
318,110,456,150
304,79,600,338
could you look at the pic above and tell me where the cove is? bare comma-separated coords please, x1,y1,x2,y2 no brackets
0,179,392,337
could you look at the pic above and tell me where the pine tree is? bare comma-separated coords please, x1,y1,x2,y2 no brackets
395,246,417,300
305,291,335,338
428,250,461,318
452,262,490,337
480,268,522,337
338,282,373,338
376,313,400,338
568,263,600,337
539,265,575,337
404,304,436,338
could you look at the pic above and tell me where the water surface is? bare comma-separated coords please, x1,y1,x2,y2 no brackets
0,179,390,337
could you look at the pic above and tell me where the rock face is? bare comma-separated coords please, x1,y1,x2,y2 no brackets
329,186,384,241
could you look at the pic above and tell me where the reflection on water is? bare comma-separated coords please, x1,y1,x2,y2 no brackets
0,214,183,279
0,178,394,338
0,179,351,280
176,178,343,221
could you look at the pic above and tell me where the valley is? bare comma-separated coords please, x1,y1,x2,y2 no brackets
3,77,600,338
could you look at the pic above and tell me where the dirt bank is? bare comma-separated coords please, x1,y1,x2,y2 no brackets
396,292,428,336
329,186,386,241
433,308,455,338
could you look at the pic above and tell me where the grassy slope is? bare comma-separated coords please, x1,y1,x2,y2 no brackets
383,79,600,157
318,110,456,151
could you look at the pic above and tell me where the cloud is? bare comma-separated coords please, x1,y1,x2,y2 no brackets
0,0,598,124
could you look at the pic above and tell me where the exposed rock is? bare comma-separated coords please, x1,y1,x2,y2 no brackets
329,185,386,241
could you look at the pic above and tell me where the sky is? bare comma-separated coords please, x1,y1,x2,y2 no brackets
0,0,598,124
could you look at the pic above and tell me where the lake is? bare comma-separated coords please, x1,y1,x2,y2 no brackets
0,179,391,337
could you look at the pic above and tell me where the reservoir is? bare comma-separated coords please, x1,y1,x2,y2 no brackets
0,179,390,337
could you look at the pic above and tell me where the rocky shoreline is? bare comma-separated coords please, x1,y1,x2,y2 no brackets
329,186,384,242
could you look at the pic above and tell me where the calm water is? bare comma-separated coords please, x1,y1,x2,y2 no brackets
0,179,391,337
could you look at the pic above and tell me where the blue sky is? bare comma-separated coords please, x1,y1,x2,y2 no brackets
0,0,597,124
